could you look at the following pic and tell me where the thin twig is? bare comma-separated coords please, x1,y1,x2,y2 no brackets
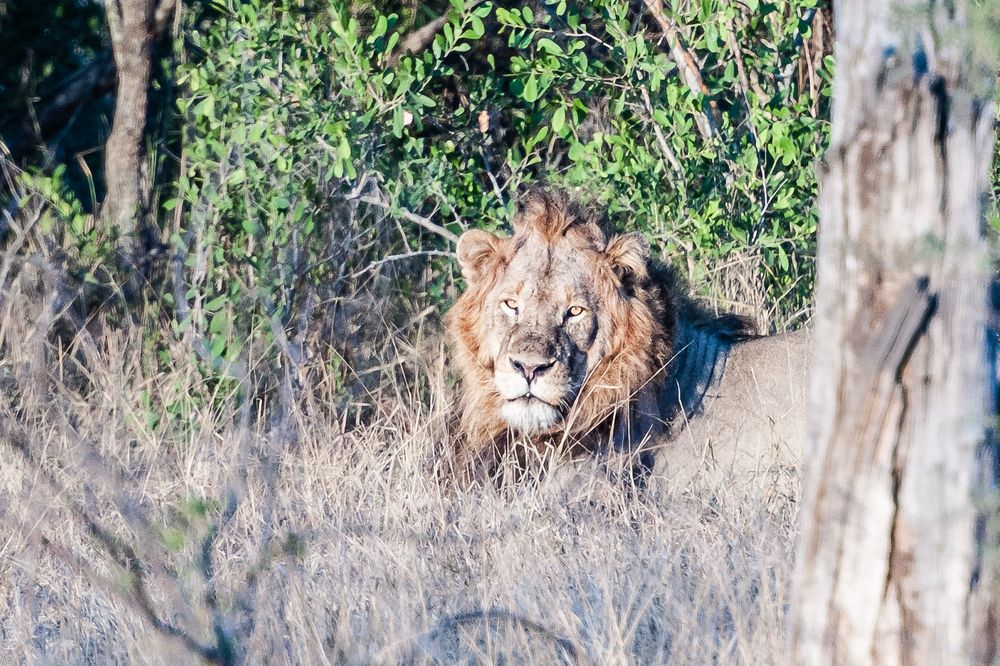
639,86,683,175
775,8,818,91
723,17,762,145
354,249,456,278
350,194,460,244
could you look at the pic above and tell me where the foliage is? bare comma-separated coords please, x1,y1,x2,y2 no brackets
6,0,833,393
494,0,829,292
0,1,110,196
163,0,829,379
0,0,106,119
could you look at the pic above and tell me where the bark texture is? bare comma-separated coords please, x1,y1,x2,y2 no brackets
103,0,156,269
791,1,997,664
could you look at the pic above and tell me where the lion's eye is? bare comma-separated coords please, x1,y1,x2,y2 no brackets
566,305,587,318
501,298,519,313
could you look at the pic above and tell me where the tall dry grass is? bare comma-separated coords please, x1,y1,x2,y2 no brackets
0,220,799,665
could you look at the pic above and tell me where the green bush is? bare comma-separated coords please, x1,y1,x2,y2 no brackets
10,0,831,394
168,0,828,374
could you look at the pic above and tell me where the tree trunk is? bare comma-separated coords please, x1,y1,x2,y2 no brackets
104,0,156,271
790,1,997,664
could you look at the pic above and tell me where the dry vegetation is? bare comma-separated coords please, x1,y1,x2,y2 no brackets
0,236,800,664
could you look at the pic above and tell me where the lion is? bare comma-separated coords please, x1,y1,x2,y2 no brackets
446,189,808,484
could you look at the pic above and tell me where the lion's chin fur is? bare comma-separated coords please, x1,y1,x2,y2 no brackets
499,398,563,434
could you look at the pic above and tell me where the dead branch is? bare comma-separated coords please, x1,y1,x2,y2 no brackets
394,607,593,665
353,249,457,279
724,16,767,104
388,1,485,65
350,193,460,244
389,14,450,65
641,0,721,141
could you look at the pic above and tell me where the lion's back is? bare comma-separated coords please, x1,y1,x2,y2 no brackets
654,327,811,491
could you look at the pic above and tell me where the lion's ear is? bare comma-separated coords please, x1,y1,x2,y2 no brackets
457,229,503,282
605,232,649,283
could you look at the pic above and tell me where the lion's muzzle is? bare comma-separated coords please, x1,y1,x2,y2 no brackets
494,337,579,434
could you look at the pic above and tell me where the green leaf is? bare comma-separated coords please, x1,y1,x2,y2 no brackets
193,97,215,120
466,15,485,39
205,295,227,312
551,105,566,134
415,93,436,108
536,38,562,55
567,141,587,162
392,106,405,137
521,75,539,102
209,309,230,335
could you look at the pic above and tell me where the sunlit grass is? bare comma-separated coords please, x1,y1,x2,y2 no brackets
0,251,798,664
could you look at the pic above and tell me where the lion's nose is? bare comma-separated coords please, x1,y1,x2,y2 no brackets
509,355,556,383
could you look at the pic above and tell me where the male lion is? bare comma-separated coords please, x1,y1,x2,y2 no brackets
447,189,808,484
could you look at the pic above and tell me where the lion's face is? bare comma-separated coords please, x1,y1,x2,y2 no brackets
476,233,606,432
450,193,655,437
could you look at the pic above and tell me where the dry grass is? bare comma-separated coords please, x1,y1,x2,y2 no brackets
0,252,799,665
689,247,812,335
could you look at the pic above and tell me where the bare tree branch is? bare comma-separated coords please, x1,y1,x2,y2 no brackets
642,0,721,141
393,607,593,665
350,193,460,244
389,14,450,65
1,419,228,664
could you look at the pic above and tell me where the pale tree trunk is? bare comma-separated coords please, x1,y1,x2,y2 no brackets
790,0,997,664
104,0,156,272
